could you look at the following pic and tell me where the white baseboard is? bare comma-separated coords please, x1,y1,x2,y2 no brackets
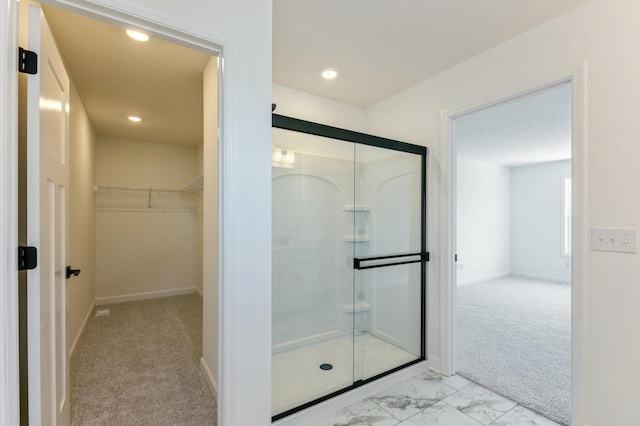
95,287,197,306
457,272,510,286
427,356,441,374
69,300,96,358
195,286,203,297
200,357,218,400
457,272,571,286
511,272,571,284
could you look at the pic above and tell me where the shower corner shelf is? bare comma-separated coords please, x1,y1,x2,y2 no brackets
342,303,370,313
343,205,370,212
342,235,370,243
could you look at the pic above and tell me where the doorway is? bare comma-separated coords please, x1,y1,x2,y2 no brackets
17,1,220,424
453,82,572,425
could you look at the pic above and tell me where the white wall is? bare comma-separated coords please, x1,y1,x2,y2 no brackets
511,160,571,283
456,157,570,285
67,84,96,354
456,157,511,285
95,138,199,301
366,0,640,423
273,84,366,131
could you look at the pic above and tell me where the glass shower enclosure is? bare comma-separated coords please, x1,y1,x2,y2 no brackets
271,115,427,420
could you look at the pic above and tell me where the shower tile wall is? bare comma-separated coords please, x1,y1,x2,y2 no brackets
272,150,422,353
272,151,355,351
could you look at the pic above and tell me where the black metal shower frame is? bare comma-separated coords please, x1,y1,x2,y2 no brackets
271,114,428,422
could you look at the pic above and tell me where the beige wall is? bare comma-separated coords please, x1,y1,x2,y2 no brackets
95,137,199,302
67,84,97,355
201,57,219,393
196,143,203,294
96,138,197,188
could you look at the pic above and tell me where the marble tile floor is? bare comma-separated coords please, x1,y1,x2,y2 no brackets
305,369,561,426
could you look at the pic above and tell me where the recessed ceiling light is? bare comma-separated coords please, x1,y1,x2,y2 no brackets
128,116,142,122
321,68,338,80
126,29,149,42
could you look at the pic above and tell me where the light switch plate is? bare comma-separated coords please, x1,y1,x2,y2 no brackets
591,228,637,253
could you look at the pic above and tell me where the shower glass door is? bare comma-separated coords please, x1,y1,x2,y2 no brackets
271,127,356,417
272,115,426,421
353,144,425,383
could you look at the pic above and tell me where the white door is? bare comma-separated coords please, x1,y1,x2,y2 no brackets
26,5,70,425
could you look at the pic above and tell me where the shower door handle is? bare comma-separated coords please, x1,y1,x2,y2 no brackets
353,252,429,270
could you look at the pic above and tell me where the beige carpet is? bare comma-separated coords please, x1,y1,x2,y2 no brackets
71,294,216,425
457,277,571,425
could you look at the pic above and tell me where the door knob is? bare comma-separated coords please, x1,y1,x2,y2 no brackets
66,266,81,279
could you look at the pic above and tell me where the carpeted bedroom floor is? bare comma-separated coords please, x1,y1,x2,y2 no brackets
457,276,571,425
70,294,216,425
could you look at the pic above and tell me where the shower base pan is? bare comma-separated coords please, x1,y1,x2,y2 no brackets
272,333,417,417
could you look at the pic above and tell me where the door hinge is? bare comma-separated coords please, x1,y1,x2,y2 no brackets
18,47,38,75
18,246,38,271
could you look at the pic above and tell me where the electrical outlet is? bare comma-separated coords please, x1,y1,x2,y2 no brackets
591,228,637,253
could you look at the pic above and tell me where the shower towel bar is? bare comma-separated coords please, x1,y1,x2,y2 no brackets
353,251,429,270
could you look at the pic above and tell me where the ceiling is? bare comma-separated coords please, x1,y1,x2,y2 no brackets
42,6,211,147
41,1,590,149
273,0,591,108
455,82,572,168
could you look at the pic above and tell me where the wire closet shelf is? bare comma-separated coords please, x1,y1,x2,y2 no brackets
95,180,202,214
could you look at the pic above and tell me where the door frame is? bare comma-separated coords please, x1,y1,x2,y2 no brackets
438,64,588,425
2,0,236,424
1,0,20,424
